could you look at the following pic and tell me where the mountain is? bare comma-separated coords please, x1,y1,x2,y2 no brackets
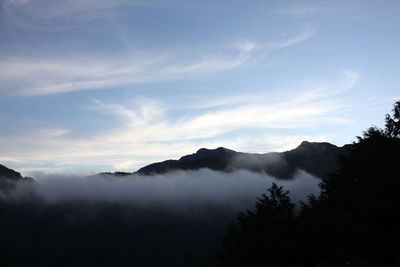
1,141,348,181
138,147,240,174
0,164,35,190
0,164,24,180
136,141,349,179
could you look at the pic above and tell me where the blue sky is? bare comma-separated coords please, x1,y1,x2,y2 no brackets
0,0,399,175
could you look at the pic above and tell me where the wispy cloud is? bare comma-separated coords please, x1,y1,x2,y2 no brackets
342,69,360,88
266,25,316,49
235,40,256,52
0,51,245,96
276,2,383,21
0,70,358,172
0,26,314,96
234,25,317,57
278,5,319,16
234,25,315,55
2,0,144,27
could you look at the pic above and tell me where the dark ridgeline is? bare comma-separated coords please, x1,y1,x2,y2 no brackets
138,147,239,174
137,141,348,179
219,100,400,267
1,141,348,183
0,164,35,182
0,164,23,180
0,164,35,191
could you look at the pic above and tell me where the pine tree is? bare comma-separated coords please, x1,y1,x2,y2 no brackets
218,183,296,267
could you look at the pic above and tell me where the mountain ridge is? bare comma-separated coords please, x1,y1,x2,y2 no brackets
0,164,36,191
0,141,349,181
134,141,349,179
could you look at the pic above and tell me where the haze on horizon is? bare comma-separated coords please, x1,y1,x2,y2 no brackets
0,0,399,175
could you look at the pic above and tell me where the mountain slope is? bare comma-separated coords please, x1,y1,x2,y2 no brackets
0,164,25,180
137,141,349,179
0,164,35,190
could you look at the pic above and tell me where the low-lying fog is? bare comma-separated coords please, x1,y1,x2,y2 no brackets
0,169,320,267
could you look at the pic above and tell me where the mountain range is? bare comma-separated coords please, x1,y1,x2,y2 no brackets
0,141,351,266
0,141,350,183
104,141,349,179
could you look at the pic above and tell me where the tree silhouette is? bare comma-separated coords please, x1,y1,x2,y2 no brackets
219,100,400,266
218,183,297,267
385,100,400,138
309,102,400,265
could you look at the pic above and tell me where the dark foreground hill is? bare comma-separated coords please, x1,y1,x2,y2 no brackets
137,141,349,179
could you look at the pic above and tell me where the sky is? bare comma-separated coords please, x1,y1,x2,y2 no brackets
0,0,399,175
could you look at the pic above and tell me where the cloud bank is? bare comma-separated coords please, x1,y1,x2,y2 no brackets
6,169,321,208
0,169,320,266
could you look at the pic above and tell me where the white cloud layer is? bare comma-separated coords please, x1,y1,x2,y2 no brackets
9,169,321,208
0,70,357,173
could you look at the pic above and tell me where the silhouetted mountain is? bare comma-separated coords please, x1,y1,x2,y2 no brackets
98,171,132,177
138,147,241,174
0,164,35,190
0,164,24,180
281,141,349,178
137,141,349,179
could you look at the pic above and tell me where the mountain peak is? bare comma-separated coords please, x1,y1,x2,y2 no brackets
0,164,23,180
136,141,346,178
0,164,36,190
195,147,237,158
297,141,338,150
